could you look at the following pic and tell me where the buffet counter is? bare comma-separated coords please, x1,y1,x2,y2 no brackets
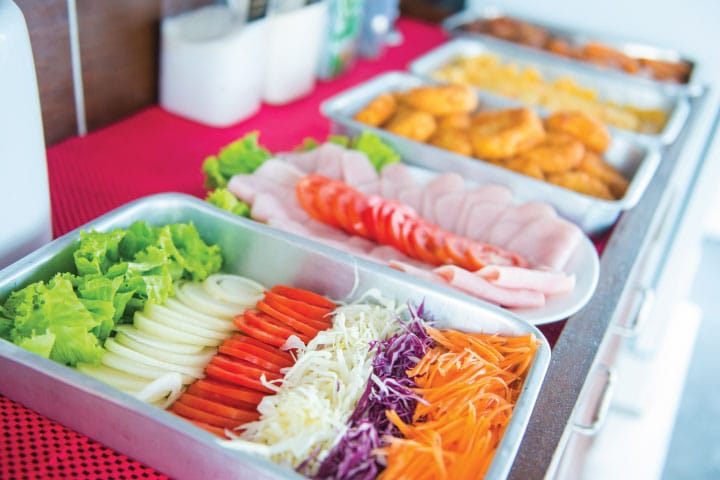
1,13,718,480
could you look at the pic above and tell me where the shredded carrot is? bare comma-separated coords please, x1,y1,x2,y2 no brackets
377,327,539,480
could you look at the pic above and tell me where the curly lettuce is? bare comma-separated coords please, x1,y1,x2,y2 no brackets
202,131,272,189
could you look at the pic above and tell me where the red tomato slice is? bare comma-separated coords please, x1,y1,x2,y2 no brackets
210,355,283,382
408,223,443,265
443,234,472,269
263,290,333,320
243,309,311,343
330,188,359,234
269,285,336,309
218,344,285,373
177,393,260,423
224,336,294,367
171,399,247,429
205,363,276,394
257,299,325,338
296,175,329,222
187,380,263,409
345,192,371,238
313,181,345,228
233,315,287,348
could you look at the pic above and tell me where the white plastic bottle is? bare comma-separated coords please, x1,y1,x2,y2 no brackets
0,0,52,269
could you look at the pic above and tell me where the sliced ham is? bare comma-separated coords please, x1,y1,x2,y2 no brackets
251,158,305,188
420,172,465,224
462,202,509,242
477,265,576,296
314,143,347,179
379,163,416,199
486,203,558,248
396,186,423,213
250,192,309,223
433,192,466,232
434,265,546,309
505,217,582,271
340,150,378,187
454,185,514,237
227,174,294,204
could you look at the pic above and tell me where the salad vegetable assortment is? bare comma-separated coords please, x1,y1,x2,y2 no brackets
0,217,540,479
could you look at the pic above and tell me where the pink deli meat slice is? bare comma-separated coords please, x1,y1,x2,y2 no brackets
477,265,576,296
462,202,509,242
434,265,546,309
379,163,417,200
505,217,583,271
420,172,465,224
340,150,378,187
434,192,466,232
396,186,424,213
227,173,294,204
486,203,558,247
454,185,514,236
251,192,310,223
251,158,305,188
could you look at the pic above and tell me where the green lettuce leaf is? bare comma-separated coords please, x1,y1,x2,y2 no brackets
202,131,272,189
350,131,400,171
206,188,251,217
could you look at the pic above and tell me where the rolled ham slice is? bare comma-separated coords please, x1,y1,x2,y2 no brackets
477,265,576,296
434,265,546,309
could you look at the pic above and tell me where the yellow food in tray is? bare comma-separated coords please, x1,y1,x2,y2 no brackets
429,53,668,135
353,85,629,200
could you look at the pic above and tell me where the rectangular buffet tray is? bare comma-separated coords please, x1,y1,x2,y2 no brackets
442,3,702,95
408,37,691,145
0,193,551,480
321,71,661,234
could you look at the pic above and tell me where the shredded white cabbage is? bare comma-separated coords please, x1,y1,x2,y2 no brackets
223,292,405,470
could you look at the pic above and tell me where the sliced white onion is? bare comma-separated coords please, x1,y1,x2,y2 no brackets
145,301,234,333
164,297,236,331
76,362,150,393
104,338,205,378
114,331,216,368
175,281,243,319
203,274,265,307
134,312,222,346
101,350,190,381
134,372,184,408
114,325,205,354
143,304,228,340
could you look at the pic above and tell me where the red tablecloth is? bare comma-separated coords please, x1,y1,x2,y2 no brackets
1,17,576,479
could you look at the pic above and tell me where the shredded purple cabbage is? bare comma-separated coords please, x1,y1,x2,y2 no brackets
309,303,434,479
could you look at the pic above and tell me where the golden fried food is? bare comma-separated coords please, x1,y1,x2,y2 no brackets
428,128,473,156
469,108,545,159
545,110,611,153
578,151,629,199
384,107,437,142
353,93,397,127
399,84,478,116
437,112,472,130
512,132,585,173
547,171,614,200
501,157,546,180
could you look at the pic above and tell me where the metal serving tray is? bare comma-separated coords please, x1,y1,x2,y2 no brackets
0,193,551,480
408,38,691,145
442,3,701,94
321,71,661,234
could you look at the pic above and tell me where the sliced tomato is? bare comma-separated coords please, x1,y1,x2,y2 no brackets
186,384,259,411
269,285,336,309
258,298,328,335
443,234,472,269
224,336,294,367
171,399,245,429
408,223,443,265
176,393,260,423
186,419,230,438
313,181,346,228
205,363,276,394
218,344,285,373
233,315,287,348
210,355,282,382
189,378,265,406
243,308,310,343
296,175,329,222
263,290,333,320
345,191,371,237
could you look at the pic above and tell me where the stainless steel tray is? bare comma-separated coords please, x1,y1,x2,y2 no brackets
442,3,701,94
321,71,661,234
0,193,551,480
408,38,691,145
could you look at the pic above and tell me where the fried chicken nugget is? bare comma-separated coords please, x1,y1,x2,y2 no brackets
437,112,472,130
469,108,545,160
546,171,614,200
384,107,437,142
500,157,546,180
545,110,611,153
428,128,473,156
353,93,397,127
399,84,478,116
513,132,585,173
578,150,629,199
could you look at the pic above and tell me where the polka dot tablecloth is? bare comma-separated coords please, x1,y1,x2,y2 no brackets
0,17,608,479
